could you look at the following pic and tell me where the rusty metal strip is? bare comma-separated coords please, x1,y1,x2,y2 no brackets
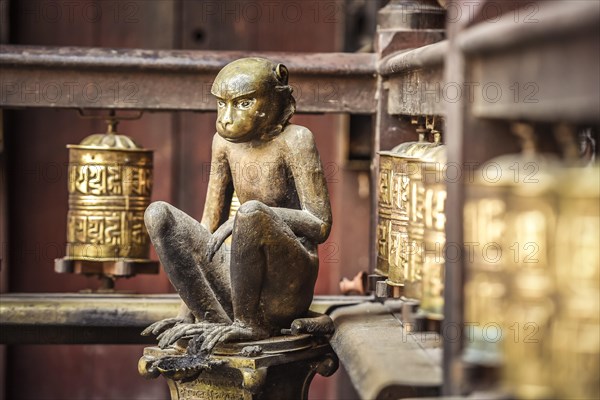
0,293,366,344
377,41,447,117
330,302,442,399
0,46,377,114
387,68,446,116
378,40,447,77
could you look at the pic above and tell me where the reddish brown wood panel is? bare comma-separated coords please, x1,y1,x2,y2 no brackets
5,1,370,399
6,1,176,399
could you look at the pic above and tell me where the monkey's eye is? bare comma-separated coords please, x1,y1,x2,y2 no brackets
217,100,226,108
236,99,255,110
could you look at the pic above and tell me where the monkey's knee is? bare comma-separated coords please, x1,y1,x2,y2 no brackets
144,201,175,237
235,200,274,228
234,201,280,248
237,200,270,215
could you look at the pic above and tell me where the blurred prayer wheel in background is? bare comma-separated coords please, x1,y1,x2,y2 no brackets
463,124,563,399
551,164,599,400
463,159,509,367
462,124,544,367
500,155,558,400
55,117,158,288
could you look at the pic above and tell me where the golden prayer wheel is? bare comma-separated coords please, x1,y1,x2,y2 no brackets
402,131,443,300
463,161,510,365
463,124,563,391
420,143,447,318
376,122,439,287
464,125,597,396
500,156,558,399
463,163,509,366
463,124,555,367
229,191,242,219
550,164,599,399
376,133,424,278
377,146,410,279
224,191,241,246
55,118,158,285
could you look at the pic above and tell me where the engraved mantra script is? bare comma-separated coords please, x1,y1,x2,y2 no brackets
378,165,410,271
379,168,410,213
68,211,147,246
69,164,152,196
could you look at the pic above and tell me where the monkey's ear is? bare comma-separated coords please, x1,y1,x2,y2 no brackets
275,64,289,85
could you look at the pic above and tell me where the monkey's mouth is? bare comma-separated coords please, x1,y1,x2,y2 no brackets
217,126,255,143
218,122,232,130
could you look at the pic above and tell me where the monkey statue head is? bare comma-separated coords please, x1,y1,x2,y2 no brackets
211,57,296,143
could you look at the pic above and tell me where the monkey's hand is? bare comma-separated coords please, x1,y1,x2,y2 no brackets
206,218,234,262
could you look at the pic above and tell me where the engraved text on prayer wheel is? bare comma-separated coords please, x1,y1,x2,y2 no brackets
65,134,153,261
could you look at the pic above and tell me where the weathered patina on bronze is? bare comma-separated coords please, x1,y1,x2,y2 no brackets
139,57,335,397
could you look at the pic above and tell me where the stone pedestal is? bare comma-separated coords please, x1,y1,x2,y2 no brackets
139,334,338,400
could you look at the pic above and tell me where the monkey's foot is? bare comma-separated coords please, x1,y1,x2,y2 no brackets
189,320,270,355
142,317,191,338
156,322,227,349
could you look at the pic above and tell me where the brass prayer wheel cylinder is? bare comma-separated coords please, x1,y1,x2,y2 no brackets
464,154,555,372
377,148,408,279
65,133,153,262
402,153,430,300
463,153,553,365
420,144,447,319
463,168,509,366
502,271,555,399
376,139,439,281
500,158,558,400
551,165,599,400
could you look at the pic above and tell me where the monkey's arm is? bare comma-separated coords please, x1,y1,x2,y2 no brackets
200,133,234,233
278,125,332,244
